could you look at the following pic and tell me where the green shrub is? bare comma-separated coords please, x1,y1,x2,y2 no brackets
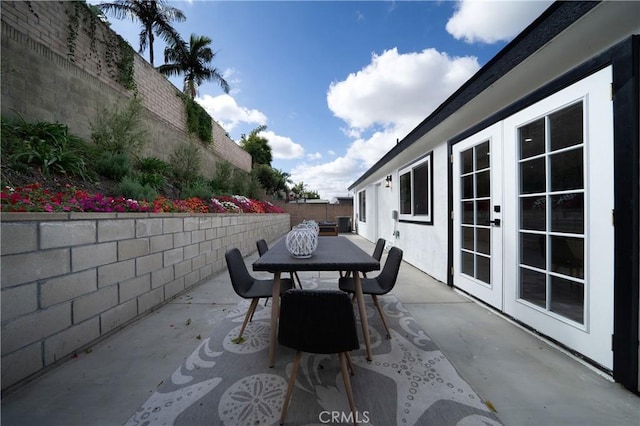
210,161,232,194
230,169,248,196
136,172,165,190
95,151,131,181
136,156,171,174
1,116,90,179
181,181,213,200
169,142,202,188
90,96,148,156
135,157,170,190
116,176,157,201
245,174,262,199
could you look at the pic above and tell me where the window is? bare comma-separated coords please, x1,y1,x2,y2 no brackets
459,140,491,284
398,152,433,224
518,101,585,324
358,190,366,222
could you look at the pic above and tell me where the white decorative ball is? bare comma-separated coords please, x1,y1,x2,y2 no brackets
285,225,318,258
301,219,320,235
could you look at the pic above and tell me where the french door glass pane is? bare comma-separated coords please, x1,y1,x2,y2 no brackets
551,193,584,233
462,149,474,174
520,157,546,194
462,201,474,224
550,236,584,279
462,175,474,199
550,148,583,191
476,170,490,197
550,276,584,323
477,255,491,284
521,196,546,230
476,200,490,226
521,232,545,269
462,251,474,276
462,226,474,250
549,102,583,151
520,268,546,308
476,142,490,169
519,118,545,159
476,228,490,255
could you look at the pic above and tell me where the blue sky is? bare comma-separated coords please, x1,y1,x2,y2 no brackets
94,0,552,199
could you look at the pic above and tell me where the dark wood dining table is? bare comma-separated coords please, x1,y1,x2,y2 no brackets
253,236,380,367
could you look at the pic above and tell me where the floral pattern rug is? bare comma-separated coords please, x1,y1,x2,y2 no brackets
124,277,502,425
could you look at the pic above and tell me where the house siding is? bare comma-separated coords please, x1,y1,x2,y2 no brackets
350,2,639,391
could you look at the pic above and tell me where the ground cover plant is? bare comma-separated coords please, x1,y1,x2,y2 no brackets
1,115,283,214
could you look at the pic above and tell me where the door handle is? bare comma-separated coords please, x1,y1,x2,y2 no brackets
490,219,501,226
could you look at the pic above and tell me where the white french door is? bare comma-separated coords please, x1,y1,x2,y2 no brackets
502,66,614,369
452,124,503,309
452,66,614,370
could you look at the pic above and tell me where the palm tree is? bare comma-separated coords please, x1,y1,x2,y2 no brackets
273,169,293,197
239,125,271,167
157,33,230,98
98,0,185,66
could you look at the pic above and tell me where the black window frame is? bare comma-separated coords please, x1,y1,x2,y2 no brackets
358,190,366,223
398,151,434,225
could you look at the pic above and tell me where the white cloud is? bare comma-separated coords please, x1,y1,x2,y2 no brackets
327,47,480,133
259,130,305,160
446,0,552,44
222,68,242,96
306,152,322,161
290,126,410,199
319,47,480,194
290,156,360,199
196,94,266,133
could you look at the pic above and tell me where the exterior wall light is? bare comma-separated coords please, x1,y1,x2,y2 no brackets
385,175,392,188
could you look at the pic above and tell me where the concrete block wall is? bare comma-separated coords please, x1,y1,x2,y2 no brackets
0,1,252,174
212,120,252,172
0,212,289,390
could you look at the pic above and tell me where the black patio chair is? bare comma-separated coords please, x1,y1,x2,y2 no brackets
341,237,386,279
364,238,386,278
256,239,302,288
278,289,359,425
225,248,294,341
339,246,403,339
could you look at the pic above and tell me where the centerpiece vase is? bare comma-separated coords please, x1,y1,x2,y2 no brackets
285,225,318,258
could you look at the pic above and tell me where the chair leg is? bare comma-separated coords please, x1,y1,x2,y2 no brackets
345,352,355,376
339,352,358,425
291,272,303,288
280,351,302,425
371,295,391,339
250,298,268,321
239,299,259,339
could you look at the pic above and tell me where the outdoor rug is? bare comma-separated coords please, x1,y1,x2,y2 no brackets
124,276,502,425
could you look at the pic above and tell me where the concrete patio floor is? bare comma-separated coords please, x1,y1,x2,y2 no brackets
2,234,638,425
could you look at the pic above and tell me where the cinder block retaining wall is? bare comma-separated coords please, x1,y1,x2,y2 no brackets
0,212,290,390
